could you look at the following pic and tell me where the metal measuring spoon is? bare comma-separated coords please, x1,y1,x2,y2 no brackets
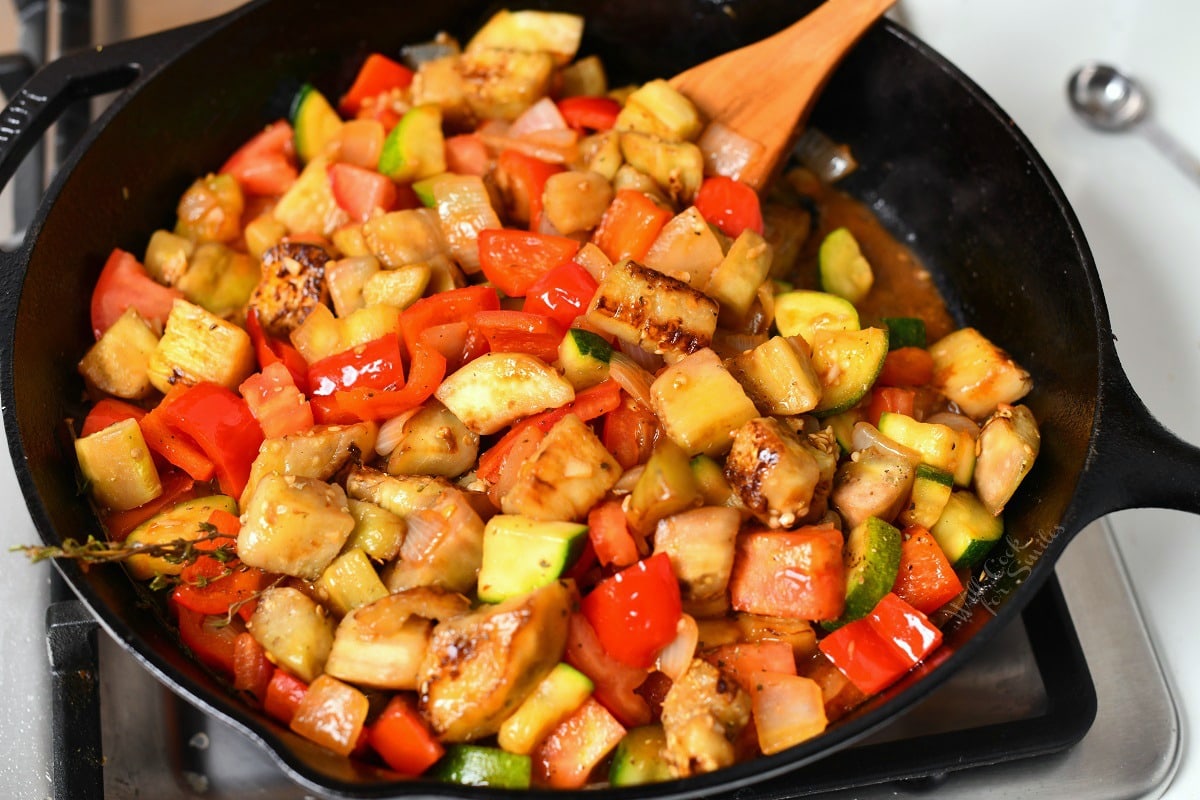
1068,62,1200,186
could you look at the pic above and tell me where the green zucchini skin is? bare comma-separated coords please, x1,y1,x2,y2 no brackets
823,516,902,630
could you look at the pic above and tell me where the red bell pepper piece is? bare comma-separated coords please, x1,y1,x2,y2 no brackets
818,592,943,695
496,149,564,229
563,613,650,728
138,408,216,483
90,248,184,339
367,695,444,776
263,668,309,725
246,309,310,393
477,229,581,298
338,54,414,115
233,632,275,706
175,606,239,677
80,398,146,437
239,361,314,439
866,386,916,427
102,470,196,542
877,346,935,387
419,321,491,373
587,499,639,568
307,333,405,397
701,641,797,693
521,261,599,328
156,382,264,499
219,120,298,197
532,698,626,789
556,96,621,133
729,527,846,621
471,309,566,362
172,510,269,618
398,285,500,359
328,162,397,222
892,525,964,614
444,133,491,177
602,394,660,469
581,552,682,669
316,339,447,423
693,175,764,238
593,190,672,263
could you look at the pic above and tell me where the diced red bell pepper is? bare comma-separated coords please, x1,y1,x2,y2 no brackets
694,176,764,238
80,398,146,437
587,500,639,568
246,308,310,393
602,395,660,469
368,695,444,776
315,339,447,423
419,321,491,373
444,133,491,176
175,606,239,677
328,162,397,222
581,552,682,669
138,407,216,483
818,592,943,695
90,248,184,339
239,361,314,438
307,332,405,397
102,469,196,541
399,285,500,359
338,54,414,115
593,190,672,263
556,96,621,133
471,309,566,362
893,525,964,614
563,613,650,728
701,641,797,693
477,229,581,298
156,382,264,499
866,386,916,427
877,346,935,387
532,698,626,789
729,527,846,621
263,668,309,725
172,509,269,618
522,261,599,328
233,632,275,705
219,120,298,196
496,149,564,229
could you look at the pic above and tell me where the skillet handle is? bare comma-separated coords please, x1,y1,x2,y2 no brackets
1073,350,1200,522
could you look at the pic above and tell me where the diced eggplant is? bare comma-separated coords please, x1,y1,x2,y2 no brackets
362,263,431,310
175,173,243,244
361,208,448,269
459,48,555,122
144,229,194,285
466,10,584,65
973,403,1040,515
582,132,623,181
729,335,822,416
78,307,159,400
176,242,259,320
432,174,501,274
75,418,163,514
501,413,622,521
653,506,741,602
147,299,255,394
345,465,455,517
724,417,824,528
929,327,1033,419
238,475,356,580
659,659,752,777
247,241,332,339
649,348,758,457
435,352,575,435
315,548,388,616
707,229,773,322
735,614,818,660
642,206,725,291
627,438,701,533
241,421,379,508
326,256,380,317
559,54,607,98
343,498,407,561
247,586,334,683
384,401,481,478
614,80,703,143
542,170,614,235
272,156,349,236
619,132,705,204
830,445,918,530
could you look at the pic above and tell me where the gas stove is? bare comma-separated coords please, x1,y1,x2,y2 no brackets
0,1,1194,798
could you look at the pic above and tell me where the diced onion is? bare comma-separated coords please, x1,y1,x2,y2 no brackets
609,350,658,407
697,120,764,181
655,613,698,682
509,97,569,137
479,122,578,164
793,127,858,183
925,411,981,438
751,674,827,755
850,421,921,464
376,408,422,456
613,465,644,495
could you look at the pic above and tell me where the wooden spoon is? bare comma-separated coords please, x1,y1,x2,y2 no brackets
671,0,896,190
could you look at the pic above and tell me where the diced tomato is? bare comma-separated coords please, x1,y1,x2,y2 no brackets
694,176,764,238
233,632,275,705
893,526,964,614
102,469,196,541
496,149,564,229
866,386,916,427
174,564,270,618
532,698,626,789
368,695,444,776
556,96,621,133
338,54,414,115
156,382,264,499
239,361,314,438
80,398,146,437
701,641,797,693
399,285,500,358
522,262,599,328
138,409,215,482
729,528,846,621
471,310,566,362
581,553,682,669
175,606,239,677
328,162,397,222
593,190,672,263
307,333,405,397
316,339,447,423
219,120,298,196
877,346,935,387
477,229,581,297
246,308,310,393
263,669,309,725
602,395,660,469
444,133,491,176
90,248,184,339
587,499,639,568
818,593,942,695
563,613,651,728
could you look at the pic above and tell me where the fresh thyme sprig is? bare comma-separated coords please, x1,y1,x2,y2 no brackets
11,523,236,571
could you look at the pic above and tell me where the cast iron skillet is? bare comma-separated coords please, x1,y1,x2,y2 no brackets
2,0,1199,796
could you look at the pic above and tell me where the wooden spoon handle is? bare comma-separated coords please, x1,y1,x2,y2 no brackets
671,0,896,189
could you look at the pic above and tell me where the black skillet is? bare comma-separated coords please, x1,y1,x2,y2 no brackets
2,0,1199,797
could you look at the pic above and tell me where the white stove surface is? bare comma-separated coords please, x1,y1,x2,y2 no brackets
1,1,1198,798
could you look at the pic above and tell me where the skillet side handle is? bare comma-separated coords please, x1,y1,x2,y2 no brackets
1074,355,1200,522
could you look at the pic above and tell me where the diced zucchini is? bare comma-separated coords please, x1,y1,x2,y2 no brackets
774,290,860,345
542,170,613,235
558,328,613,390
729,335,822,416
78,307,159,400
628,437,701,534
432,174,501,273
247,586,335,683
502,413,622,521
460,48,555,121
412,173,449,208
654,506,740,601
611,165,669,205
974,403,1040,515
326,256,381,317
928,327,1033,419
466,9,584,64
619,132,704,204
614,79,703,142
877,412,966,476
148,299,255,394
811,327,889,416
123,495,237,581
499,662,594,755
290,84,343,163
343,498,407,562
883,317,927,350
176,242,259,319
725,417,824,528
477,515,587,603
829,444,917,530
559,55,607,98
690,454,740,508
707,229,773,321
586,259,719,361
609,725,672,786
825,517,902,630
361,208,448,268
428,745,532,789
929,490,1004,568
378,105,446,182
649,348,758,457
818,227,873,303
143,229,193,285
315,548,388,616
642,206,724,290
435,352,575,435
898,464,955,529
385,401,480,478
238,475,356,580
272,155,349,236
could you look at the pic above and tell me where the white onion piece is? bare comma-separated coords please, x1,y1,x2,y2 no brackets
608,350,658,408
656,613,699,682
509,97,569,137
925,411,981,438
613,464,644,495
793,127,858,183
711,329,768,358
375,408,422,456
479,125,578,164
400,490,481,563
850,421,922,465
697,120,764,181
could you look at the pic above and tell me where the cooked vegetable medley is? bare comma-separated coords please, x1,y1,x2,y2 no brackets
70,9,1040,788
